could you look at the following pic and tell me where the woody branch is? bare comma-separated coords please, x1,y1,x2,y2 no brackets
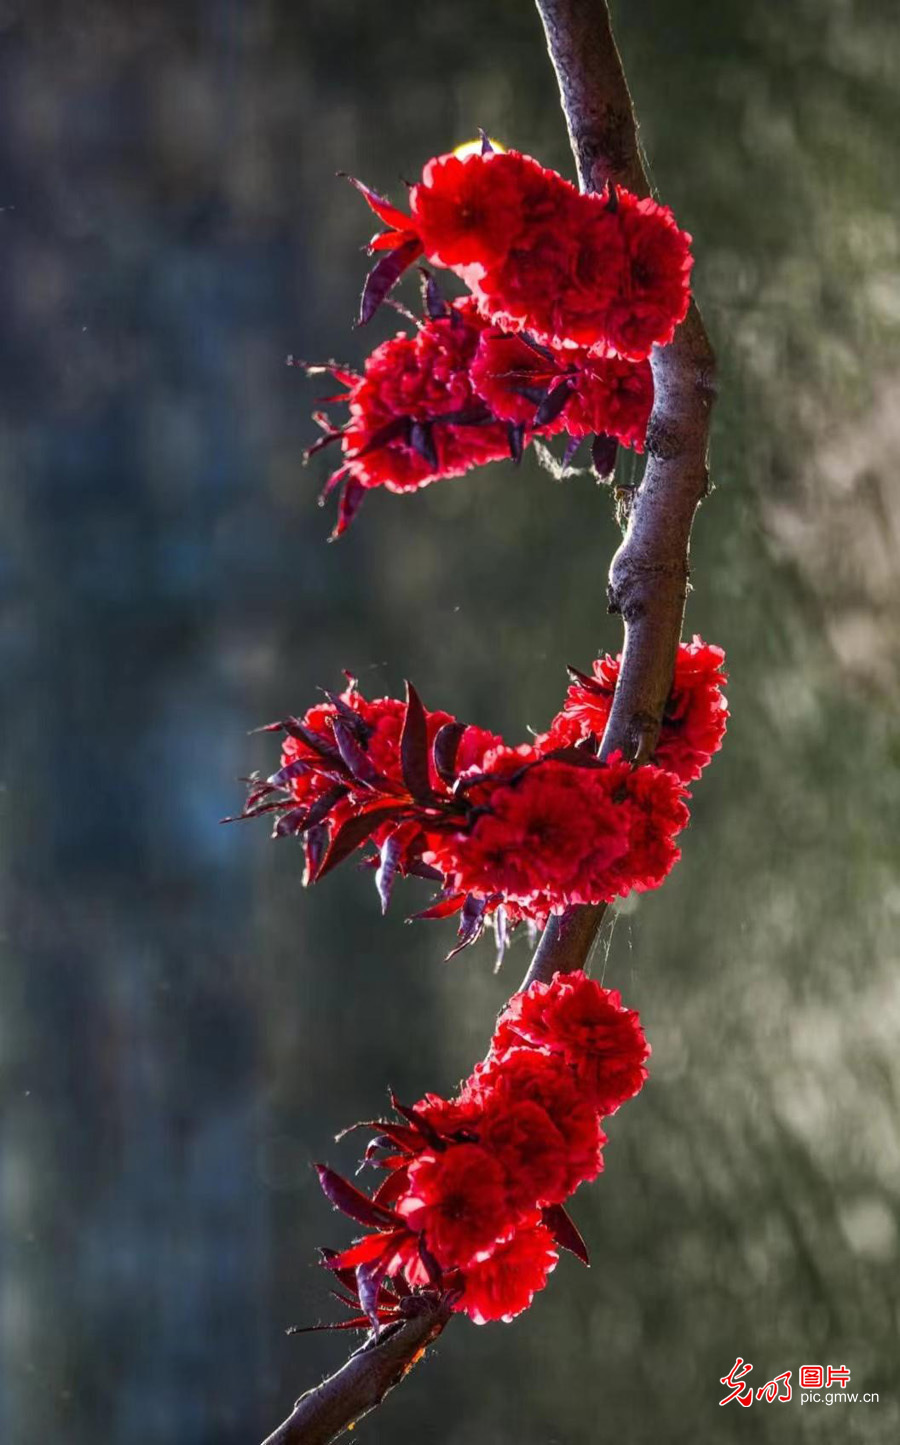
524,0,716,990
257,1,716,1439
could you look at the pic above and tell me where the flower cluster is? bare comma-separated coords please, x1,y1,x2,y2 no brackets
301,141,694,532
232,639,726,955
542,635,729,782
308,294,520,538
314,969,649,1329
358,146,692,359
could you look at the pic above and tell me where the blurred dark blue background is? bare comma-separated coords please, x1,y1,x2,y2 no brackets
1,2,899,1441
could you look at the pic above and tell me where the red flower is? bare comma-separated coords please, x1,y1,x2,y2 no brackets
477,1096,569,1210
470,329,653,448
397,1144,512,1268
313,298,515,535
425,753,685,914
542,636,728,782
493,970,650,1117
410,150,568,271
599,189,694,361
471,1047,606,1195
454,1221,559,1324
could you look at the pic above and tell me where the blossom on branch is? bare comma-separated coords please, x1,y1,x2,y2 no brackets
316,970,646,1327
352,148,693,361
543,636,728,782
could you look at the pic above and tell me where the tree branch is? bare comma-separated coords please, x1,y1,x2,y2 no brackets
260,1298,452,1445
259,2,716,1438
523,0,717,990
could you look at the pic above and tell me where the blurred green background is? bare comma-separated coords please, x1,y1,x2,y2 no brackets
1,1,899,1441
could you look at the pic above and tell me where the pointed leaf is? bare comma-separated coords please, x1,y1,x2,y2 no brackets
478,128,494,154
303,824,329,885
432,721,466,786
493,904,509,971
410,420,438,470
273,808,309,839
304,784,351,830
400,681,432,802
409,892,465,923
534,378,575,428
331,476,366,539
592,432,619,481
445,894,488,959
316,1165,401,1229
507,422,526,463
562,435,582,468
419,268,448,321
432,404,493,426
351,414,410,459
341,173,414,232
389,1091,446,1151
359,238,423,325
331,717,394,790
357,1259,388,1334
375,832,403,914
313,802,408,883
542,1203,590,1265
326,1230,403,1273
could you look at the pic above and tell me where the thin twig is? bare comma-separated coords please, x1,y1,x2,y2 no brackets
259,2,716,1438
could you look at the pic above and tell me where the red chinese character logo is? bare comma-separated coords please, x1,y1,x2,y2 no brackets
826,1365,851,1389
756,1371,792,1403
799,1366,823,1388
720,1358,754,1407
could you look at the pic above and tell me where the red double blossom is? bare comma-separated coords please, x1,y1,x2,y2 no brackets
313,969,648,1327
542,636,729,782
234,660,706,949
355,147,693,361
307,295,519,536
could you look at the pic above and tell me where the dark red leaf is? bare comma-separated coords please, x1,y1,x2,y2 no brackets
303,824,329,885
267,757,314,789
279,716,343,759
273,808,308,839
417,1238,443,1288
478,128,494,154
432,404,493,426
493,903,509,970
432,721,466,786
419,268,448,321
566,664,601,690
409,421,438,469
341,173,414,232
562,435,581,468
542,1203,590,1265
592,432,619,481
318,1247,361,1298
313,802,408,883
316,1165,400,1230
375,832,403,914
389,1091,446,1151
400,681,432,802
331,476,367,539
373,1166,412,1210
287,1316,374,1336
351,414,410,459
304,785,351,831
507,422,526,463
445,894,488,959
409,892,465,922
404,859,445,882
534,378,575,428
331,718,393,790
359,238,423,325
357,1259,388,1334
